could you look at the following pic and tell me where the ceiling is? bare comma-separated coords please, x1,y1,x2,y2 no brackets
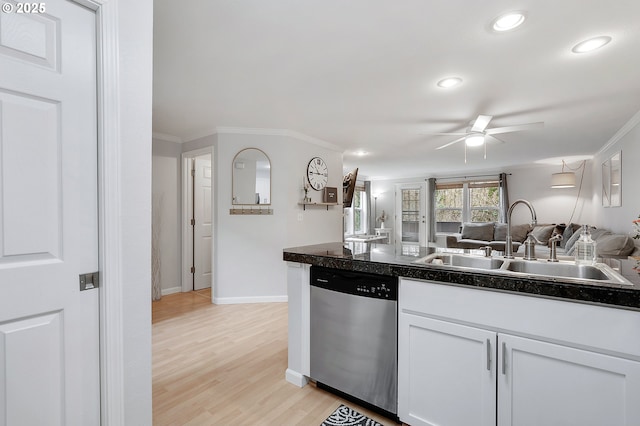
152,0,640,180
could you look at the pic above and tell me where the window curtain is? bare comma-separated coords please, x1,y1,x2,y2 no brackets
364,180,372,234
427,178,437,243
499,172,509,223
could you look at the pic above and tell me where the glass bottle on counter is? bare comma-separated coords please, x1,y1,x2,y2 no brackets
574,224,597,265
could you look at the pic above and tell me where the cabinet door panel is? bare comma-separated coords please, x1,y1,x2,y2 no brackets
499,334,640,426
398,313,496,426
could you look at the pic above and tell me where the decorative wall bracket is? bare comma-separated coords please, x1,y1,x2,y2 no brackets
229,207,273,215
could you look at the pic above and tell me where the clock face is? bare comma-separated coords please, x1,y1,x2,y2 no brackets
307,157,328,191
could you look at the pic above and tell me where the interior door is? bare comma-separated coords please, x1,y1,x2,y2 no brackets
396,183,426,245
194,156,212,290
0,1,100,425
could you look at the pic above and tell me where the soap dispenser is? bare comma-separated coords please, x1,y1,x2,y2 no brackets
574,225,597,265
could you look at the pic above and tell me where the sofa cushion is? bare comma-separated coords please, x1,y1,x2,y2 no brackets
493,223,531,243
461,222,494,241
596,234,636,257
530,224,556,244
565,226,603,256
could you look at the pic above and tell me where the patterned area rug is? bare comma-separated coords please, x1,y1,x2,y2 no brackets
320,404,384,426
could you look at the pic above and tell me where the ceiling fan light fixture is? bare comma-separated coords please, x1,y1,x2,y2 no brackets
551,172,576,188
492,12,526,32
572,36,612,53
465,133,485,147
437,77,462,88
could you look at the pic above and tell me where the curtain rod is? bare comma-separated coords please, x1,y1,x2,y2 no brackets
426,173,511,181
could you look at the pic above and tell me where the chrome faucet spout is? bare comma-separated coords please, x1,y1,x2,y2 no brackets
504,199,538,259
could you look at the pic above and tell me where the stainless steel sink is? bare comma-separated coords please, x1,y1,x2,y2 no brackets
412,253,632,285
413,253,504,270
501,260,632,284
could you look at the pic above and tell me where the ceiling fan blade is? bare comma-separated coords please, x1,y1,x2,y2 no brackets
471,115,493,132
486,122,544,135
420,132,467,136
435,136,466,150
486,134,507,144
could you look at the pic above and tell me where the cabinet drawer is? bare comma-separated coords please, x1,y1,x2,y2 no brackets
400,278,640,359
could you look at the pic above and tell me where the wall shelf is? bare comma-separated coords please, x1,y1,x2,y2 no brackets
298,202,339,211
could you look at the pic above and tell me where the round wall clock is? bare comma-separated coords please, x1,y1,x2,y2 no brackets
307,157,328,191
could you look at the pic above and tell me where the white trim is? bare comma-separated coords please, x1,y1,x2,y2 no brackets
152,132,183,143
596,109,640,156
161,286,182,296
285,369,309,388
88,0,126,424
181,147,215,295
213,295,288,305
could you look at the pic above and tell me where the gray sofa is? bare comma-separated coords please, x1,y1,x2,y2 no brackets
516,223,638,259
445,221,638,258
446,222,532,252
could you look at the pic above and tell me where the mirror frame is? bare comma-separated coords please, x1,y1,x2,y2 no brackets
231,148,272,205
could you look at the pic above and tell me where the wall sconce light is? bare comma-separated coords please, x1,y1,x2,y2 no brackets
551,160,576,188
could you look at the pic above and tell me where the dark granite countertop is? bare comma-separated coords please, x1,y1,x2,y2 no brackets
283,242,640,311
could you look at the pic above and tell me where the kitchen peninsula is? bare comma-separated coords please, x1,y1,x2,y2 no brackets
284,242,640,426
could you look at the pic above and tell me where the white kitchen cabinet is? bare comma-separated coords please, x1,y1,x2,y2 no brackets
398,278,640,426
498,333,640,426
398,314,496,426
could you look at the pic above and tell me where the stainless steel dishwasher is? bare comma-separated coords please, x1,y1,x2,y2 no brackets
310,266,398,418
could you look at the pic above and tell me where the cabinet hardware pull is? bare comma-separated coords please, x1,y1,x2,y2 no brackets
486,339,491,371
502,342,507,375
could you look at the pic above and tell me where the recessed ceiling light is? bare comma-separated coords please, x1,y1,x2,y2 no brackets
571,36,612,53
354,150,368,156
492,12,526,32
437,77,462,88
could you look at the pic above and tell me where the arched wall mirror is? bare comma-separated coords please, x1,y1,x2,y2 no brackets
232,148,271,205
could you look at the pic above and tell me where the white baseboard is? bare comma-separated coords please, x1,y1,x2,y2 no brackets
213,295,288,305
285,369,309,388
161,286,182,296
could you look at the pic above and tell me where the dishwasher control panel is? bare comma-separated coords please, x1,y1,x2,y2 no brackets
311,266,398,300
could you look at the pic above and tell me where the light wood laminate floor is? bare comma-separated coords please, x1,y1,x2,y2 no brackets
152,289,398,425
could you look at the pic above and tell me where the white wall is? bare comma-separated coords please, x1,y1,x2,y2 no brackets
505,162,594,226
592,112,640,251
118,0,153,423
152,139,181,293
183,129,343,303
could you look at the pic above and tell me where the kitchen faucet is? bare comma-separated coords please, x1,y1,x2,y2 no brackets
504,199,538,259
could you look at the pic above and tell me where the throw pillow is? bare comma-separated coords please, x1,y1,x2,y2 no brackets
561,223,581,248
530,224,556,245
596,234,636,256
461,222,495,241
494,223,508,241
510,224,533,243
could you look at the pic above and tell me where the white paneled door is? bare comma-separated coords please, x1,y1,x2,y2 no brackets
0,1,100,425
194,156,212,290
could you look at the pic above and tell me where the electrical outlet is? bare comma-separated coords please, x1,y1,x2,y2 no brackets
297,213,303,221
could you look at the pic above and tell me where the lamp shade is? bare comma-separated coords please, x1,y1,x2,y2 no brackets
551,172,576,188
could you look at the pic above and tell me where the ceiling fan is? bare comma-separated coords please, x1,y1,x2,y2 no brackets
429,114,544,161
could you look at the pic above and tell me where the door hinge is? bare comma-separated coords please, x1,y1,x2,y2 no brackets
190,266,195,274
79,271,100,291
190,218,195,226
191,168,195,176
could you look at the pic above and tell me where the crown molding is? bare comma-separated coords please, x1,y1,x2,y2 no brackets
595,109,640,156
152,132,183,143
181,126,344,152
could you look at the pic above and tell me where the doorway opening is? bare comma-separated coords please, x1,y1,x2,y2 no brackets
182,148,214,297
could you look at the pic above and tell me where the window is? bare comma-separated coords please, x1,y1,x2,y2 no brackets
401,188,421,242
435,179,500,233
344,184,367,235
